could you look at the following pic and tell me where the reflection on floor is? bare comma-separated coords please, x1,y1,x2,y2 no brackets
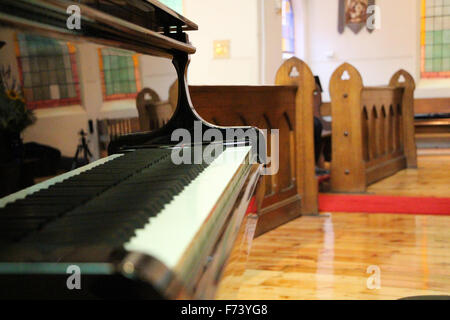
216,155,450,300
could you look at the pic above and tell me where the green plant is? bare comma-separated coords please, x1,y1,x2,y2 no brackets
0,65,36,134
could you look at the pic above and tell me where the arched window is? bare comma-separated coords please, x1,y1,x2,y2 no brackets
282,0,295,59
421,0,450,78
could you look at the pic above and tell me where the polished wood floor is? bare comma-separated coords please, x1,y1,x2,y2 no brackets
216,155,450,300
367,154,450,197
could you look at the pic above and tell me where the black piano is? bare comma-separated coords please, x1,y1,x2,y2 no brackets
0,0,265,299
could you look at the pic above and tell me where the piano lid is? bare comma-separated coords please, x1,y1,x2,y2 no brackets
0,0,196,58
80,0,198,32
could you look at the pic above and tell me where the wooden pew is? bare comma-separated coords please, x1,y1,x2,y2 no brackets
189,57,318,236
136,87,175,131
97,117,140,158
96,86,174,158
413,100,450,148
321,98,450,150
415,116,450,149
329,63,417,193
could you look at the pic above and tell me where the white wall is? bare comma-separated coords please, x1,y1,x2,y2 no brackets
140,56,177,101
292,0,308,62
262,0,283,84
184,0,261,85
293,0,450,101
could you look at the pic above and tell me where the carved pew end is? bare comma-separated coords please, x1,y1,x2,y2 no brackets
329,63,417,193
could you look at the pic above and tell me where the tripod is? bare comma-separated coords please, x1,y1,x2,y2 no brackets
71,129,93,170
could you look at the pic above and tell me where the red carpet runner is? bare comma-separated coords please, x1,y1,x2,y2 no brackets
319,194,450,216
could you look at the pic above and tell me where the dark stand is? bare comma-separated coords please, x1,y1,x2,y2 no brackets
71,129,92,170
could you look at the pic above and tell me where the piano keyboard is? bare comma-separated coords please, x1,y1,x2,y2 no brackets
0,149,173,245
0,146,252,271
124,146,252,271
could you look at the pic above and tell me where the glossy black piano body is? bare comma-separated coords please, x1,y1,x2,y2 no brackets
0,0,265,299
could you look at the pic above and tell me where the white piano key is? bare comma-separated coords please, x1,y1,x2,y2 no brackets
124,146,251,270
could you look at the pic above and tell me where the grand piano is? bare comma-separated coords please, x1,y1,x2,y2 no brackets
0,0,265,299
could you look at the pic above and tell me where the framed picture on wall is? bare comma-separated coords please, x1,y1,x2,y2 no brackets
338,0,376,34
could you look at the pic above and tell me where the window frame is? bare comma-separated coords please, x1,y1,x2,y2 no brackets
420,0,450,79
98,48,142,101
14,33,81,110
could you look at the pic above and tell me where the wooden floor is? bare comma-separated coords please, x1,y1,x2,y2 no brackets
367,154,450,197
216,155,450,300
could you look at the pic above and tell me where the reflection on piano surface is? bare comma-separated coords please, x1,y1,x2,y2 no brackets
0,0,265,299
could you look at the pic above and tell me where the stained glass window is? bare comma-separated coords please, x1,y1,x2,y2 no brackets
282,0,295,59
15,34,80,109
99,48,141,101
421,0,450,78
